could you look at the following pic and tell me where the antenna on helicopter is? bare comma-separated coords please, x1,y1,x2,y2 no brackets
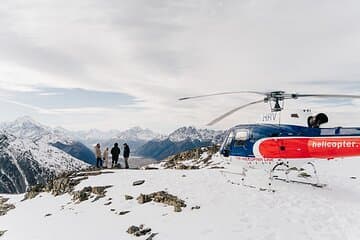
179,91,360,126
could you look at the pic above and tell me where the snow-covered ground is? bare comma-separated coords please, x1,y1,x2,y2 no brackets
1,157,360,240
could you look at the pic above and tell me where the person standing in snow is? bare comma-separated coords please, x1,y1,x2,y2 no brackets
95,143,102,168
103,147,109,168
111,143,121,168
123,143,130,169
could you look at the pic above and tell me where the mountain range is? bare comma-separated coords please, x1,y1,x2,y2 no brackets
137,126,225,160
0,117,225,193
0,117,226,159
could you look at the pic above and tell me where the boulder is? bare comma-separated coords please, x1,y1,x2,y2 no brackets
136,191,186,212
127,226,140,234
125,195,134,200
191,205,201,210
72,185,112,203
127,225,152,237
0,230,7,237
137,194,152,204
119,211,130,215
133,180,145,186
0,197,15,216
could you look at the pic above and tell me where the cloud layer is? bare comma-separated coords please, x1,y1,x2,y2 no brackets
1,0,360,132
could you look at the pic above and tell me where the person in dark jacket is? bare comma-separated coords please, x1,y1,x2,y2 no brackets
111,143,121,168
123,143,130,169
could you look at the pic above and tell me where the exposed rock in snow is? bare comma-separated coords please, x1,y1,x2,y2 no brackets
0,230,7,237
72,185,112,203
145,145,225,170
133,180,145,186
0,196,15,216
127,225,152,237
24,170,113,200
137,191,186,212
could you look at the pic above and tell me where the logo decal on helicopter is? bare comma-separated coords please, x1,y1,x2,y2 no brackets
255,136,360,159
262,112,278,122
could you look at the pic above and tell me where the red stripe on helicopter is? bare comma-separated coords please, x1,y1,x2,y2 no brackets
256,137,360,159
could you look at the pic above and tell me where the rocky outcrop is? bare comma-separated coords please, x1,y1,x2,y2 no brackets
125,195,134,200
133,180,145,186
23,170,112,200
137,191,186,212
159,145,221,169
72,185,112,203
0,197,15,216
24,172,87,200
0,230,7,237
127,225,152,237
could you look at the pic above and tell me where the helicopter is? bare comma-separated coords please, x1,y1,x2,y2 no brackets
179,91,360,187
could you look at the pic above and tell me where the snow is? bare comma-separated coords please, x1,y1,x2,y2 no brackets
0,116,73,144
8,136,87,173
1,156,360,240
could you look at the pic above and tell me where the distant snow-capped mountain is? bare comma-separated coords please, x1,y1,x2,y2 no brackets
0,132,88,194
114,127,165,142
0,116,71,144
0,117,96,165
169,126,224,143
71,127,164,151
137,126,225,160
75,127,163,143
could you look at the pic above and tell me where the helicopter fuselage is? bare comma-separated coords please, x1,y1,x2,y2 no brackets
220,123,360,161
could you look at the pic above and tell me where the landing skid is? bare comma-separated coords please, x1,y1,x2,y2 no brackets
273,177,327,188
220,170,276,192
269,161,325,187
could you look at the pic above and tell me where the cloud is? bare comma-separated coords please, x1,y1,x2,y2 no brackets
1,0,360,131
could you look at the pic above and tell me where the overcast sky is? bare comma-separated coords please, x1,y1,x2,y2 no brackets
1,0,360,133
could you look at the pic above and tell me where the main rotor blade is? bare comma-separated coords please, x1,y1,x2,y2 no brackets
179,91,266,101
295,93,360,99
207,99,264,126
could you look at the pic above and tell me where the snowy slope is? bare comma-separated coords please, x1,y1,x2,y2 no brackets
0,132,88,194
0,117,91,193
0,117,96,165
2,156,360,240
8,135,87,174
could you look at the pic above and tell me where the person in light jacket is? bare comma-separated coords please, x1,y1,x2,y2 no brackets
95,143,102,168
103,147,110,168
